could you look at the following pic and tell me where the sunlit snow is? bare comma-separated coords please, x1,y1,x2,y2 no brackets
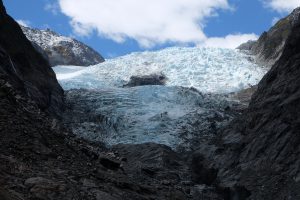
54,47,267,93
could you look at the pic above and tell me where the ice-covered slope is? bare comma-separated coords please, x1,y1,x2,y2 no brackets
54,47,267,93
54,47,267,149
63,87,236,150
21,26,105,66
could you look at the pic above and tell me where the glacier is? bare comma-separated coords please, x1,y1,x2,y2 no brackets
54,47,267,150
54,47,267,93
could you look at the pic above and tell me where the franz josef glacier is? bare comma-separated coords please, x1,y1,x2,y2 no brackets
54,47,267,150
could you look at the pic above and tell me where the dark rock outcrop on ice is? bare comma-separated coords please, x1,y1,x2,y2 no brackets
195,9,300,200
0,2,63,115
236,40,256,51
21,26,105,67
123,73,167,87
238,7,300,66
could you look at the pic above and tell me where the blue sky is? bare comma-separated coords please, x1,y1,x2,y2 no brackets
3,0,299,58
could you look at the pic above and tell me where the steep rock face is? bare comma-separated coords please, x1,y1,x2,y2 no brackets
0,0,64,115
21,26,105,67
236,40,256,51
238,7,300,66
196,9,300,200
235,14,300,199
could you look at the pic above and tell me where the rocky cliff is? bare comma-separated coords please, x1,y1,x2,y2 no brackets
21,26,105,67
238,7,300,66
195,8,300,200
0,1,63,115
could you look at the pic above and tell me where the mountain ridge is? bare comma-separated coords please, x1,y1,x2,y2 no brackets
21,25,105,67
238,7,300,66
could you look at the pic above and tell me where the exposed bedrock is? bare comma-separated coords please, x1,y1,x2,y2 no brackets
123,73,167,87
238,7,300,66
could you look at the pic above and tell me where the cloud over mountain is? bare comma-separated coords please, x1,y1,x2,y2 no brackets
263,0,300,13
200,33,258,49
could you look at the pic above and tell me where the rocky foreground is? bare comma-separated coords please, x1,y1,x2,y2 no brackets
1,1,300,199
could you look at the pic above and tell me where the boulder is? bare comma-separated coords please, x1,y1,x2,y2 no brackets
123,73,167,87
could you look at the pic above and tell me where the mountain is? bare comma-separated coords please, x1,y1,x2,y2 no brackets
238,7,300,66
21,26,105,67
0,1,63,115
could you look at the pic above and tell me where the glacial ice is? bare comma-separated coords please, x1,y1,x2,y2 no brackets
64,86,235,150
54,47,267,149
54,47,267,93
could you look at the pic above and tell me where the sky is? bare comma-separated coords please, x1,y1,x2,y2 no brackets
3,0,300,58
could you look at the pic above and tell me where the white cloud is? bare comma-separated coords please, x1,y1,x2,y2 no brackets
199,33,258,49
16,19,31,27
263,0,300,13
45,2,60,15
70,20,94,37
58,0,232,47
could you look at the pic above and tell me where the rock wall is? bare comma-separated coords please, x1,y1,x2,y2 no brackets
196,8,300,200
0,0,64,115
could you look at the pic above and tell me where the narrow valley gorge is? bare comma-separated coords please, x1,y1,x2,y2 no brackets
1,1,300,199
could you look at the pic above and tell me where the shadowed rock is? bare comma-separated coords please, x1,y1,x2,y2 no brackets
196,8,300,200
123,73,167,87
0,0,63,115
